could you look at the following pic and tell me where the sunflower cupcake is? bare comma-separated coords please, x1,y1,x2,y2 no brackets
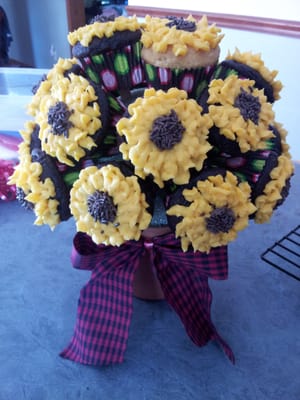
70,163,152,245
206,115,293,202
213,49,283,102
9,121,71,228
207,75,275,155
35,73,108,166
28,57,84,117
166,169,256,253
116,87,212,188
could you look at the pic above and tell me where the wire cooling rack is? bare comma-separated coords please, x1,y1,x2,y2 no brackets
261,225,300,281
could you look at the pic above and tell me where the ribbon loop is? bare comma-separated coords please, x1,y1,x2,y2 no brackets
60,234,145,365
60,232,234,366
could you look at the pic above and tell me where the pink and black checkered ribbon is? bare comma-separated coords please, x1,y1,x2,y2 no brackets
60,232,235,365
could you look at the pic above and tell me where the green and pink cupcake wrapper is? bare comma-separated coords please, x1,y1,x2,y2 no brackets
80,42,145,92
143,63,217,102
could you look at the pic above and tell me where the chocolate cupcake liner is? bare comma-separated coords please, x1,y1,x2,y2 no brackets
80,41,145,92
143,62,216,102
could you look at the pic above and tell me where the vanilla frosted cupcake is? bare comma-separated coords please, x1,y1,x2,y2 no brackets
141,15,223,100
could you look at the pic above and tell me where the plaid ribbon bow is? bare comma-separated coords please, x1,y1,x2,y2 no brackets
60,232,235,365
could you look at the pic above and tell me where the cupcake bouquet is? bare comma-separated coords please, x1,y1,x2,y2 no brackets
9,14,294,366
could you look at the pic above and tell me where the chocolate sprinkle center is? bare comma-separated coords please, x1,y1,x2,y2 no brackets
150,109,185,150
166,16,196,32
206,207,236,234
234,88,261,125
48,101,73,137
87,190,117,224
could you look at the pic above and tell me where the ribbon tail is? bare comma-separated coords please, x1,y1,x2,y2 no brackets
156,264,235,363
60,264,137,366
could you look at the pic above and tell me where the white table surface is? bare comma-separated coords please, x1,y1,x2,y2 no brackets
0,68,48,159
0,67,48,130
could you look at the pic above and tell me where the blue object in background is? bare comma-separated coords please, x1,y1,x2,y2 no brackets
0,6,13,66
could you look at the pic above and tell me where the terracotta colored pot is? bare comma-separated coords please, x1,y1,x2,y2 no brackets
132,226,170,301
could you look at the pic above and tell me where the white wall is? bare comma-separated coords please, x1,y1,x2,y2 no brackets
2,0,71,68
26,0,70,68
129,0,300,21
1,0,34,66
128,0,300,21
